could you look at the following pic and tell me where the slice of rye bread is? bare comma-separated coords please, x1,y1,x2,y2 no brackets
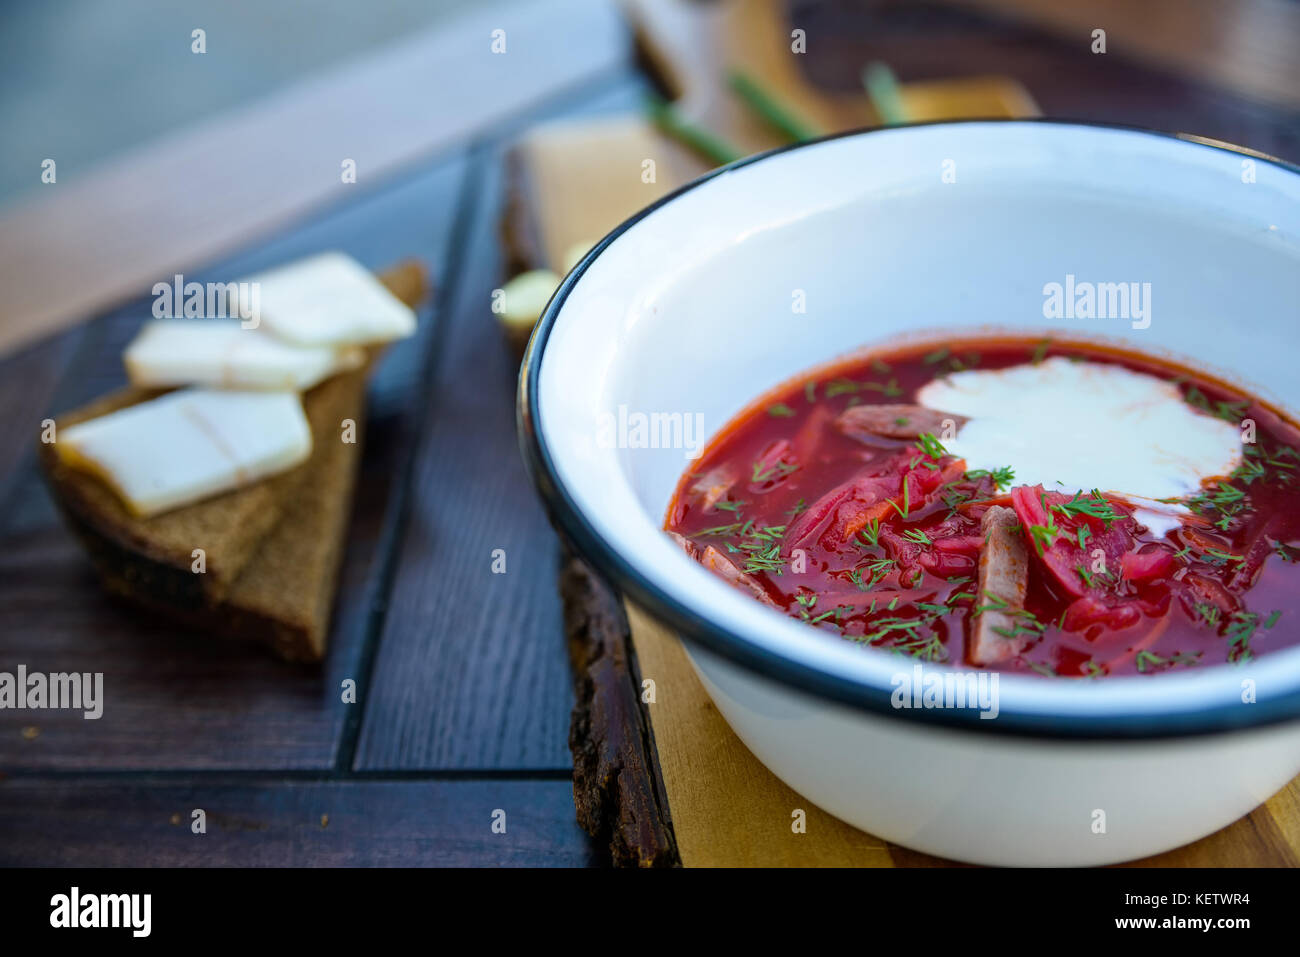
40,261,427,660
91,361,370,661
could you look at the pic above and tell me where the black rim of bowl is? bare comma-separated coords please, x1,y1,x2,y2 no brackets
518,118,1300,741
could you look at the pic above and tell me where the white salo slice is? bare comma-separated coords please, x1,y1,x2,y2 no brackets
124,319,364,390
57,389,312,517
917,357,1243,537
233,251,417,347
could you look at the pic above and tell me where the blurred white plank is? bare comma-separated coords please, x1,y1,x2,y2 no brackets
0,0,627,356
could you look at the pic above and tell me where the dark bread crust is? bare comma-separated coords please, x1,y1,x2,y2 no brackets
39,261,427,661
42,381,342,606
83,364,369,661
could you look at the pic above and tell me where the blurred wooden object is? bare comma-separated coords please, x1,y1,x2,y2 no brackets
503,0,1039,274
504,117,692,276
949,0,1300,108
634,0,1040,137
895,75,1040,122
629,0,868,149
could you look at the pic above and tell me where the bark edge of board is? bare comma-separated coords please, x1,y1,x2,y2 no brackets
560,552,680,867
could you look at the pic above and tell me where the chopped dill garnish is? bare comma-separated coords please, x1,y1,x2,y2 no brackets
751,458,799,484
740,540,785,575
1184,386,1251,425
915,432,947,459
888,630,948,663
766,402,795,417
1193,602,1221,628
1136,650,1202,673
1232,458,1267,485
1179,481,1247,532
974,592,1046,640
860,378,903,397
1051,489,1120,525
1027,520,1060,557
1023,659,1057,677
886,480,913,519
1222,609,1282,663
696,522,741,537
937,483,975,518
855,557,895,588
858,518,881,548
964,466,1015,492
811,606,851,624
1203,548,1244,565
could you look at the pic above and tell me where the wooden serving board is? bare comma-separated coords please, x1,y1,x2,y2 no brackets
519,2,1300,867
562,556,1300,868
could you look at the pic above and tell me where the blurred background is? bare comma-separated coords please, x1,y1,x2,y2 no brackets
4,0,1298,356
0,0,504,210
3,0,1296,211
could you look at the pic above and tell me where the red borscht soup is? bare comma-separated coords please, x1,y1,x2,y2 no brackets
665,338,1300,676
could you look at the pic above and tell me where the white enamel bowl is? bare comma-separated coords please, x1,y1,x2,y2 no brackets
519,121,1300,866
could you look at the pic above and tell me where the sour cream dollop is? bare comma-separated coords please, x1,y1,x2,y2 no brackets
917,357,1243,537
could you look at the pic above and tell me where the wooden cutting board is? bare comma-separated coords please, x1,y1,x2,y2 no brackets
514,1,1300,867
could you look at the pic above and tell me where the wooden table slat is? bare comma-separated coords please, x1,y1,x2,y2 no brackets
0,778,597,867
353,79,653,772
0,153,469,771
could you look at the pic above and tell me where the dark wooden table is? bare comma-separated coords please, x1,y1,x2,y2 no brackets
1,0,1296,866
